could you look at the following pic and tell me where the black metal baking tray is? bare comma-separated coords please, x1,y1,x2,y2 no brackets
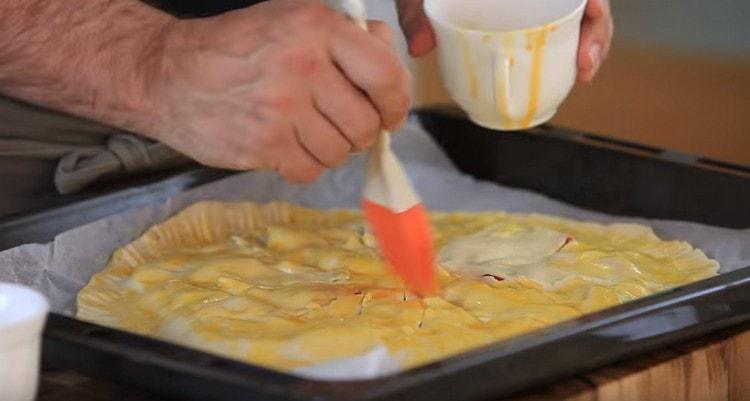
419,108,750,228
0,167,232,250
3,109,750,401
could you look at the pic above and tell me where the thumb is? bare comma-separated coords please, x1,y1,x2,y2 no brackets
395,0,436,57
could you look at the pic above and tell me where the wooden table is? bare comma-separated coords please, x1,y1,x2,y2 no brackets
38,323,750,401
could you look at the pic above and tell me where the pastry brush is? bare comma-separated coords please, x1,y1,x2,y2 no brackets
339,0,439,296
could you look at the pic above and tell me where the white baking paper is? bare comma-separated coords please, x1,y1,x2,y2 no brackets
1,121,748,380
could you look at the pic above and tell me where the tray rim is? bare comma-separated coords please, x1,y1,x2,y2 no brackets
417,107,750,177
44,265,750,401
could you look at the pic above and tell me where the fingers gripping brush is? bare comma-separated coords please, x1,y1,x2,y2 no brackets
339,0,440,296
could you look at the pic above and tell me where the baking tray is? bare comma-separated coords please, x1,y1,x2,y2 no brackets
0,168,232,250
2,109,750,401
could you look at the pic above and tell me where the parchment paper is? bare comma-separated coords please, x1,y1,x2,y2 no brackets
1,121,749,380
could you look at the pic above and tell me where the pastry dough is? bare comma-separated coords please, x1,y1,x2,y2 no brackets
77,201,718,372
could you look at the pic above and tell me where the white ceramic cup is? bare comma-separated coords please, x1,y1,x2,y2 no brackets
0,283,49,401
425,0,587,130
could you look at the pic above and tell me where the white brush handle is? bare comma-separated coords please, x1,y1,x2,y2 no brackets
363,132,420,212
338,0,421,212
338,0,368,29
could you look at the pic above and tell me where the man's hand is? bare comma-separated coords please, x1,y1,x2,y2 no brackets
0,0,410,183
395,0,613,83
151,1,410,182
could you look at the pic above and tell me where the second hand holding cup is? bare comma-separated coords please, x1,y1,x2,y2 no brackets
424,0,587,131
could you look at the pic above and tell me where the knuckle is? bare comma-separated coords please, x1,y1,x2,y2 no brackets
288,1,333,25
369,54,404,92
276,46,322,76
229,146,261,171
359,133,379,151
363,107,382,134
281,162,323,184
307,133,349,167
381,89,411,129
254,122,287,150
396,85,412,112
349,108,381,150
368,20,386,31
327,144,351,167
259,86,294,111
354,130,379,151
231,155,255,171
361,112,382,144
370,21,396,42
386,112,408,131
396,97,412,121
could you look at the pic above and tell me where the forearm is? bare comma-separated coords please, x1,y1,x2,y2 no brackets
0,0,412,184
0,0,174,135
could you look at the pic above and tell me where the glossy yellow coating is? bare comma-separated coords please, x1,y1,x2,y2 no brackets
77,202,718,372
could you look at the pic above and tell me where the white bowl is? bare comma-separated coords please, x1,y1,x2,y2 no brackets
0,283,49,401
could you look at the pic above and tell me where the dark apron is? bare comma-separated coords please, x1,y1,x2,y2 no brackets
0,96,188,197
147,0,267,17
0,0,266,199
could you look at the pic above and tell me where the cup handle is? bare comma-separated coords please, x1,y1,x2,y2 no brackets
492,51,515,121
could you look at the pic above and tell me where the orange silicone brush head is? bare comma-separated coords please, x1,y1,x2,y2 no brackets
363,200,440,296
